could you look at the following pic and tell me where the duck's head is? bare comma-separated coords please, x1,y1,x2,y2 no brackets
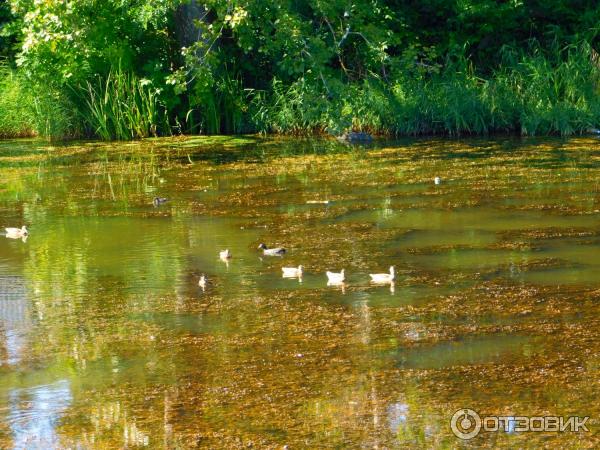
258,243,268,250
21,226,28,234
389,266,395,274
298,265,304,271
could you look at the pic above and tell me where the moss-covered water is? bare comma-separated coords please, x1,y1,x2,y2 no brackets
0,136,598,448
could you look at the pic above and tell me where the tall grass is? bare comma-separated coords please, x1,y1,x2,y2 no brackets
3,40,599,141
0,63,75,139
0,66,35,137
80,70,167,140
495,42,600,135
186,71,248,135
250,42,600,137
251,78,331,134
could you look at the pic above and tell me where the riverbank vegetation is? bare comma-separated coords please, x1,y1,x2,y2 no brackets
1,1,600,140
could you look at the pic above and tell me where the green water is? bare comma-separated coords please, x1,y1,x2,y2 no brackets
0,136,598,448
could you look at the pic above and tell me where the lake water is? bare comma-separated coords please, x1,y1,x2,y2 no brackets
0,136,598,447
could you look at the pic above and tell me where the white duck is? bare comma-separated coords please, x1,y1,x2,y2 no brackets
282,265,303,278
369,266,395,283
5,226,28,238
326,269,345,284
198,275,207,290
219,249,232,259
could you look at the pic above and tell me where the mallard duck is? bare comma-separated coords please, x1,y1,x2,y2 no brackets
219,249,232,259
370,266,395,283
153,197,168,207
5,226,28,238
282,265,303,278
258,243,286,256
326,269,345,283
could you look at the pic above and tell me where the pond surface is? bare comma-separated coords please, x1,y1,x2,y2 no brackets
0,136,598,448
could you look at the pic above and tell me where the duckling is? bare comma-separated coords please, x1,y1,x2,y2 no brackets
153,197,168,207
258,243,286,256
219,249,232,259
326,269,345,284
5,226,28,238
282,265,303,278
369,266,395,283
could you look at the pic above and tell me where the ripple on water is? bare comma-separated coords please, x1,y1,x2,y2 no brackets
3,380,72,449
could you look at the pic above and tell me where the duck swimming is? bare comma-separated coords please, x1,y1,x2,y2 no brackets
198,275,207,289
369,266,395,283
153,197,168,207
282,265,303,278
326,269,345,284
5,226,28,238
258,243,286,256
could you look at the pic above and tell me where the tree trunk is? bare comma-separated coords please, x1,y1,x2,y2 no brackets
174,0,207,51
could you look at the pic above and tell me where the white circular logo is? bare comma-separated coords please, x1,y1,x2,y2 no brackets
451,408,482,440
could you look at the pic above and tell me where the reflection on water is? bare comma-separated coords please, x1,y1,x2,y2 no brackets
387,401,409,433
0,136,599,447
5,380,71,449
0,276,30,366
394,335,533,369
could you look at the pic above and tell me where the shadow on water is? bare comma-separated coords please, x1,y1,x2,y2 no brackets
128,312,230,335
392,335,534,369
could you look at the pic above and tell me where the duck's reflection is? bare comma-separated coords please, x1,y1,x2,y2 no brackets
327,280,346,294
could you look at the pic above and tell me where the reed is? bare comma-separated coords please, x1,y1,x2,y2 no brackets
80,69,167,140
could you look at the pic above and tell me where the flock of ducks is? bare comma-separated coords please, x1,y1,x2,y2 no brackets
6,177,444,290
3,225,395,293
197,177,436,292
198,243,396,292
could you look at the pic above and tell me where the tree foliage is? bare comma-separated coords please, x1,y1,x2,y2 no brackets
1,0,600,138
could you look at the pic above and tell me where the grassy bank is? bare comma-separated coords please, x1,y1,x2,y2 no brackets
254,43,600,137
2,44,599,141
